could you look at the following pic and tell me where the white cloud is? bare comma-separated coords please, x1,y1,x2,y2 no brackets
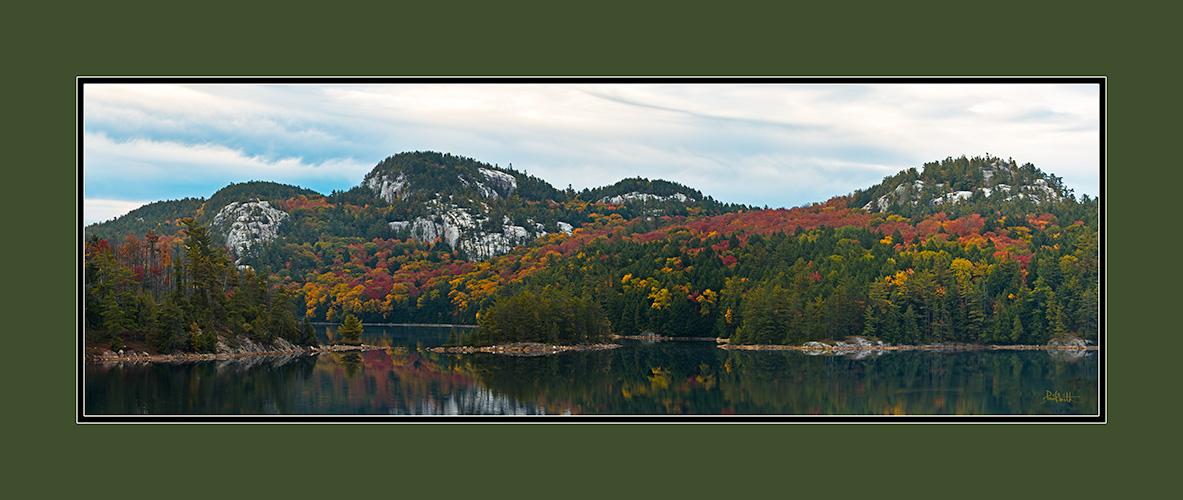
82,81,1102,210
84,132,372,199
83,198,150,225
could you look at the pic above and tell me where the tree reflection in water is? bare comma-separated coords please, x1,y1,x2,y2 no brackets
85,337,1098,416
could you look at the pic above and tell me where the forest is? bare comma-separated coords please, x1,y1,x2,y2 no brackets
84,218,317,352
83,153,1100,352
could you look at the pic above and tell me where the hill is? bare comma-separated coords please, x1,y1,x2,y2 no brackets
82,152,1099,352
852,154,1081,218
83,197,204,243
84,181,321,250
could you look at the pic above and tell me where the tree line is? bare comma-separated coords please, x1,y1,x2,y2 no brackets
84,218,317,353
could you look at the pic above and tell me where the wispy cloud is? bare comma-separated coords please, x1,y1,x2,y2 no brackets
83,132,372,200
82,81,1101,222
83,198,152,226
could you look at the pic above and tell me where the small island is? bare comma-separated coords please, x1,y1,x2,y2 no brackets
613,332,716,341
430,289,618,355
429,342,620,356
86,340,387,363
718,335,1098,354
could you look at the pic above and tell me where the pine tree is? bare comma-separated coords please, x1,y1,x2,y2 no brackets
301,316,317,346
902,305,920,345
1010,315,1025,344
338,314,363,344
101,290,124,339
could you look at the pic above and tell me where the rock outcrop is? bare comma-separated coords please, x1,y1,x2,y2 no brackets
388,201,562,261
87,335,388,364
366,172,410,202
211,200,288,264
598,191,695,204
476,168,517,198
362,154,562,260
1048,336,1088,348
862,159,1064,213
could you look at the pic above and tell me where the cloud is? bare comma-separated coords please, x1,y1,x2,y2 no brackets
83,132,372,201
84,84,385,165
82,81,1102,222
83,198,151,225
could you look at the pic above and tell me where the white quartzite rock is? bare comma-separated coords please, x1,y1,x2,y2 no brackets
212,200,288,264
598,191,695,204
366,173,409,203
388,202,570,261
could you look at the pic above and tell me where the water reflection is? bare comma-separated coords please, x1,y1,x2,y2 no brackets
84,326,1099,416
339,353,363,378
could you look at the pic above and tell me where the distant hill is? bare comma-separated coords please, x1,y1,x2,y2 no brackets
199,181,322,223
83,151,730,263
851,155,1077,218
301,151,731,261
84,197,205,243
84,151,1099,353
84,181,322,255
582,177,703,204
84,151,1093,269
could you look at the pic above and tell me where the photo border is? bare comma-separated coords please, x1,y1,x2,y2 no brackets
78,76,1105,424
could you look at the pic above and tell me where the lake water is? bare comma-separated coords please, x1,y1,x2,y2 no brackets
83,325,1100,416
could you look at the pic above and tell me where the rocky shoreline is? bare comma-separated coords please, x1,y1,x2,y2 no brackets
719,344,1099,352
429,342,621,356
718,335,1098,353
84,335,390,364
612,334,717,341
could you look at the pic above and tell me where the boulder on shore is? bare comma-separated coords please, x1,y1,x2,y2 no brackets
1048,336,1088,348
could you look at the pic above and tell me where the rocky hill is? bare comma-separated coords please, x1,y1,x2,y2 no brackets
852,155,1072,216
89,153,1082,266
84,181,319,262
85,151,723,263
360,152,571,260
85,151,1099,346
210,200,289,264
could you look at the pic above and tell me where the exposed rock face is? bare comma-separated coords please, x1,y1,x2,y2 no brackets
388,201,567,261
598,191,695,204
364,161,552,259
367,167,518,203
211,200,288,263
366,172,409,203
1048,336,1088,348
478,168,517,198
215,334,302,355
862,159,1063,213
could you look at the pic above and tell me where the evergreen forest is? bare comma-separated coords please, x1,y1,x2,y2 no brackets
83,152,1101,353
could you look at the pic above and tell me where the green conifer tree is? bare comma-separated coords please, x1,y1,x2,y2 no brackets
338,314,363,344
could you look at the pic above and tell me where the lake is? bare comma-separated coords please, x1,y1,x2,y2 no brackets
83,325,1100,417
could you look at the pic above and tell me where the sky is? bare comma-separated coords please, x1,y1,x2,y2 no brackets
82,81,1102,225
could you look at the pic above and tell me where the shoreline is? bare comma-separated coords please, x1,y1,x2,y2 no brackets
719,344,1100,352
84,343,391,364
429,342,622,356
612,334,717,341
311,322,478,328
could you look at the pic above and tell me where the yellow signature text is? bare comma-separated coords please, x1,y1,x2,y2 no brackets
1041,390,1080,404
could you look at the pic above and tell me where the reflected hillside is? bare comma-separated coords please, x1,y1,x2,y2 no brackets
446,343,1098,415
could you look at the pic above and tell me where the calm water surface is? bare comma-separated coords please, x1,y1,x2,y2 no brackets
84,325,1099,416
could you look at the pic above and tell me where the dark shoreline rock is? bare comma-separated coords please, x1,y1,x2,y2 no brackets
429,342,621,356
720,344,1099,352
719,335,1099,353
612,334,716,342
84,334,391,364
